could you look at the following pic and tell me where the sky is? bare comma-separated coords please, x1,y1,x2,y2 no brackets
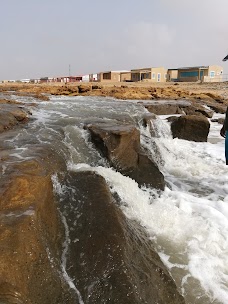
0,0,228,80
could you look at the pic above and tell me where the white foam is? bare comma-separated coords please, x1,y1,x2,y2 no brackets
68,113,228,303
51,174,84,304
3,94,228,303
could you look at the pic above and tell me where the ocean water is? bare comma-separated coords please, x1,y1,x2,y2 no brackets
2,95,228,303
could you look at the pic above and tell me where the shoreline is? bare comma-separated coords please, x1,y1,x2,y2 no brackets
0,81,228,101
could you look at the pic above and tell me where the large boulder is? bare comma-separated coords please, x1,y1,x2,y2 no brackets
85,121,165,190
62,170,185,304
0,155,78,303
0,104,30,133
171,115,210,142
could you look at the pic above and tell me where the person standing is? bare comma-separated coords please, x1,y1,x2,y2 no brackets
220,106,228,165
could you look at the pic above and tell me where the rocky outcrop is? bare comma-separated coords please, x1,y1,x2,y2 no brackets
0,154,78,304
62,170,185,304
0,104,30,133
205,103,227,114
171,115,210,142
78,84,91,93
1,84,228,111
85,121,165,190
143,101,187,115
143,100,214,118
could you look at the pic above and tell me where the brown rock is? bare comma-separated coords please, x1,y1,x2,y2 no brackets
218,117,225,124
33,93,50,101
145,104,182,115
85,121,165,190
124,152,165,190
9,107,29,121
211,118,225,124
206,103,226,114
86,122,139,169
63,170,185,304
92,84,102,90
143,101,214,118
0,158,77,304
178,105,213,118
0,105,30,133
0,99,20,104
78,85,91,93
171,115,210,142
0,112,18,132
205,92,224,102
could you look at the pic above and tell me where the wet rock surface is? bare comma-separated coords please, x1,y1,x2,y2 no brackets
85,121,165,190
0,104,30,133
0,84,225,303
0,150,78,304
142,100,214,118
171,115,210,142
60,170,185,304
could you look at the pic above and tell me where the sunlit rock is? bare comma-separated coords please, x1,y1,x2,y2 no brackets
0,157,78,304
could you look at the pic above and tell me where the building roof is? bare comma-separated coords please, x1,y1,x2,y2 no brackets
177,66,209,70
131,67,151,72
99,70,129,73
131,67,165,72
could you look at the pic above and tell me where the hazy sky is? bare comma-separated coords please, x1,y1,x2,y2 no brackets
1,0,228,80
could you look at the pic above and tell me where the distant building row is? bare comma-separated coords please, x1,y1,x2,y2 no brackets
97,65,224,83
1,65,224,84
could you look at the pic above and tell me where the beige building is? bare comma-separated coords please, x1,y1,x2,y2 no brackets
176,65,223,82
97,70,129,82
131,67,167,82
120,71,131,82
167,69,178,81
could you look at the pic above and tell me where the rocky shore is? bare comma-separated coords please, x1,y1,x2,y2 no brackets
1,81,226,143
1,81,228,106
0,82,227,303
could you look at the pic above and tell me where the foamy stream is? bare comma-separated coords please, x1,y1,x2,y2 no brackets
1,94,228,303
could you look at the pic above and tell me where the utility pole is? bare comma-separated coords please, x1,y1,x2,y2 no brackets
69,64,71,77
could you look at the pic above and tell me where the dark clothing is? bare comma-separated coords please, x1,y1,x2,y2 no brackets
224,107,228,165
226,131,228,163
225,107,228,130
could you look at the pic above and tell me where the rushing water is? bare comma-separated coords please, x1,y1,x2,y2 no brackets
1,94,228,303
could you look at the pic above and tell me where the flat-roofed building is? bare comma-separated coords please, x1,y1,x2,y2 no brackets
89,74,98,82
131,67,167,82
82,75,89,82
56,76,83,83
167,69,178,82
97,70,129,82
120,71,131,82
177,65,223,82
